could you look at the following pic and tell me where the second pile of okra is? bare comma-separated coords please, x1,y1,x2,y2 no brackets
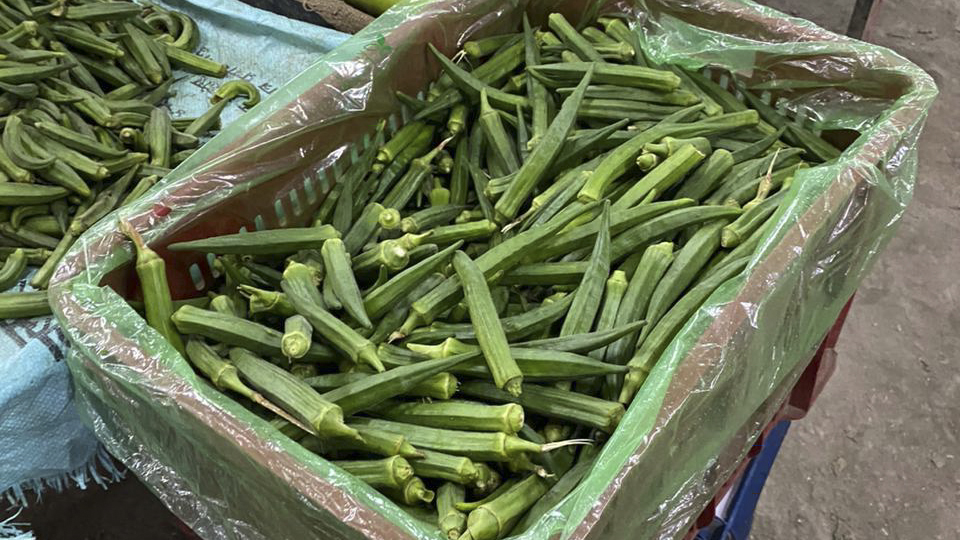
0,0,263,319
129,11,840,540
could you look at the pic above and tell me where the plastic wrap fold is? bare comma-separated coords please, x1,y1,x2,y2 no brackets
48,0,936,539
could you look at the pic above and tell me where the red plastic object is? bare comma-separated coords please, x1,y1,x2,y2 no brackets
684,295,855,538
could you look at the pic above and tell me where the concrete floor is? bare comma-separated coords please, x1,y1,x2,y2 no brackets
750,1,959,538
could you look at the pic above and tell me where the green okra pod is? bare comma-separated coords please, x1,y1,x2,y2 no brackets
424,220,498,246
613,144,706,210
119,220,184,356
620,258,750,403
675,148,735,202
321,237,372,328
0,291,51,318
559,201,610,337
453,250,523,396
168,226,340,255
635,219,730,352
401,204,467,234
610,205,741,261
237,284,295,316
387,477,435,507
185,339,310,432
229,347,358,439
163,42,227,77
532,198,693,261
460,474,550,540
547,13,602,62
0,247,26,291
320,353,474,416
721,189,787,248
510,456,595,534
427,44,528,112
494,66,593,224
438,483,468,539
209,295,244,318
374,399,524,434
352,239,408,275
281,262,381,371
332,456,414,490
478,87,519,174
349,418,545,463
605,242,675,366
363,241,460,320
410,450,480,485
171,305,335,363
460,381,625,433
281,315,313,360
343,202,385,255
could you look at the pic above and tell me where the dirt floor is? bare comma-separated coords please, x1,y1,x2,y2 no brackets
749,0,960,538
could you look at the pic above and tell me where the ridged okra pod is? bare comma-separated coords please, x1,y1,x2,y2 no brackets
453,250,523,396
229,347,359,440
282,262,383,371
120,220,184,356
374,399,524,434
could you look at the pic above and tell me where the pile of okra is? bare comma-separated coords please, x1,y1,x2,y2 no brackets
0,0,260,317
128,12,841,540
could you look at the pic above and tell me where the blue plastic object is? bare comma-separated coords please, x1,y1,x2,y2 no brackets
696,420,792,540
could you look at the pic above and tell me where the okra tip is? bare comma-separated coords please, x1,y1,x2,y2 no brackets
720,227,742,248
618,368,648,405
358,345,386,373
325,414,365,443
503,377,523,398
399,441,425,460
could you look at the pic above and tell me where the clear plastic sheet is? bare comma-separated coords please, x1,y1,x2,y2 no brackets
48,1,936,538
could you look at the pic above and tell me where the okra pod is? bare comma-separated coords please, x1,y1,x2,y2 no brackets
559,201,610,337
349,418,544,463
410,450,480,485
427,44,528,112
453,250,523,396
321,238,371,328
675,148,735,202
620,258,750,403
532,198,693,260
184,339,310,432
613,144,706,210
605,242,675,366
388,477,434,506
636,219,730,351
494,67,593,223
282,262,383,371
0,247,26,291
461,381,624,433
342,202,384,255
119,220,184,355
171,305,335,363
375,399,524,434
168,226,340,255
0,291,50,318
363,241,460,320
332,456,414,490
438,483,468,539
425,220,497,246
320,353,474,415
547,13,601,62
229,348,358,439
281,315,313,360
610,205,741,261
460,474,549,540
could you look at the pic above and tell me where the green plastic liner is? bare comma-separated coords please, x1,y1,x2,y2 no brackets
49,1,936,539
